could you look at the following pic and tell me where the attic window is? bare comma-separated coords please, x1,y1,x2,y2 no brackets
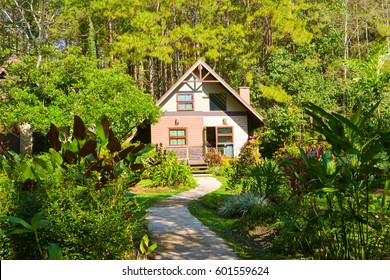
210,93,226,111
177,93,194,111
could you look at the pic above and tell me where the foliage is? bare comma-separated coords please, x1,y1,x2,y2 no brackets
218,193,269,219
0,48,160,140
21,115,154,190
228,140,261,190
281,102,390,259
0,116,154,259
146,150,196,188
259,105,305,158
206,148,224,167
1,212,49,258
209,157,235,178
242,158,288,201
139,234,157,257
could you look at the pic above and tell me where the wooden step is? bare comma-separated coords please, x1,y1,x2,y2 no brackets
189,163,209,174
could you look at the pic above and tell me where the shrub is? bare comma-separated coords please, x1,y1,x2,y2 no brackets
242,158,288,201
227,141,261,190
147,151,196,188
0,116,151,259
206,148,224,167
41,182,138,259
218,193,269,219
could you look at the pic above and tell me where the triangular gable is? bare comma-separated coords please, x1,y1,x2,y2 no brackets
157,59,266,125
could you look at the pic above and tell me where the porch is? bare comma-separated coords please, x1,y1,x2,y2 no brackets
165,145,234,164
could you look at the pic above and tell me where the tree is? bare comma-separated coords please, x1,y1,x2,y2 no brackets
1,0,64,66
0,48,160,141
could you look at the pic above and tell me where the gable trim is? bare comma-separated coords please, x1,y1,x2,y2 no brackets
156,59,266,125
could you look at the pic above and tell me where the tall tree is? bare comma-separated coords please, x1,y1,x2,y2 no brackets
1,0,64,66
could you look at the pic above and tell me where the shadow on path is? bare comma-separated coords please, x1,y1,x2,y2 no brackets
146,176,238,260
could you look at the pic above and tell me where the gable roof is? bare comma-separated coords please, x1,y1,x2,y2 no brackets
157,59,266,125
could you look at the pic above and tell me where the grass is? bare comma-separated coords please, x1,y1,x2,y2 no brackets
188,176,285,259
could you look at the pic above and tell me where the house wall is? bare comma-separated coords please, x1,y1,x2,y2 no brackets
202,83,244,111
151,115,204,147
160,74,246,113
154,66,254,161
204,115,248,156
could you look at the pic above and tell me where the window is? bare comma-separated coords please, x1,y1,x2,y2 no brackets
216,127,233,144
169,129,187,146
210,93,226,111
177,93,194,111
216,126,233,156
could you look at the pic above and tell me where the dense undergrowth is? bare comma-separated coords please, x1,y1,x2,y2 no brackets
201,102,390,260
0,116,196,260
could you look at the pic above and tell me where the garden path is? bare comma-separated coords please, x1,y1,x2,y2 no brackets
146,176,239,260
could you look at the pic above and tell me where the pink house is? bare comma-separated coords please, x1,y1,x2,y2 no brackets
151,59,266,163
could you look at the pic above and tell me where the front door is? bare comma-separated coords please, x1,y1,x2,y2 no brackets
204,126,234,157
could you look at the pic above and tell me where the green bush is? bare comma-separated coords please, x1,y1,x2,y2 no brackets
227,142,261,191
218,193,269,219
41,182,138,260
209,157,235,177
279,102,390,259
242,158,288,201
205,148,224,167
145,150,196,188
0,116,151,259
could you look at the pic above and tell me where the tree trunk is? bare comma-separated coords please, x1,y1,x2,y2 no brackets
355,1,361,59
149,57,155,97
108,17,114,64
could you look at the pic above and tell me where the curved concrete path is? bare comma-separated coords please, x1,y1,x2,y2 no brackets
146,176,239,260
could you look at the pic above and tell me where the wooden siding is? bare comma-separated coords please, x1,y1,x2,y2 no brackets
151,115,204,147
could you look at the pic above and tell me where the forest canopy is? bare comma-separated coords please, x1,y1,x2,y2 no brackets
0,0,389,144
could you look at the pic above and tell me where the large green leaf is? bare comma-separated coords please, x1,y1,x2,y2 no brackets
21,162,36,181
5,216,33,230
31,212,48,230
49,148,63,168
48,243,63,260
33,157,53,176
96,118,109,146
10,228,34,234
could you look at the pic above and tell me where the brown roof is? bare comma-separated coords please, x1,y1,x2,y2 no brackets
157,59,266,124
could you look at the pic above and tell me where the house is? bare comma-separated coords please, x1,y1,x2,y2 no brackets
150,59,266,163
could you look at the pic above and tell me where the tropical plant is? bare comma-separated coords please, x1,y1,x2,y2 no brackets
147,151,196,188
281,101,390,259
0,212,62,259
139,234,157,257
218,193,269,219
22,115,153,189
242,158,287,201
